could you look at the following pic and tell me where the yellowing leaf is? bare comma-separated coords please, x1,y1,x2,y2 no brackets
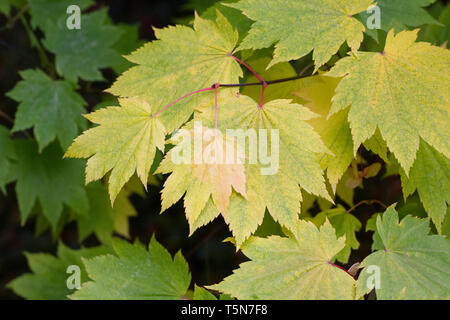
307,206,362,263
209,219,356,299
157,125,246,223
357,206,450,299
65,98,165,203
327,29,450,173
228,0,374,68
108,11,242,133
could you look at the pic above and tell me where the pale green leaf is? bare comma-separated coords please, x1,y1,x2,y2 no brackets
357,206,450,299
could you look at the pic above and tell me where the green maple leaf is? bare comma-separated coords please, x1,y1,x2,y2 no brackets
357,206,450,299
108,11,242,133
228,0,374,69
189,93,331,245
357,0,439,41
327,29,450,173
400,140,449,233
309,207,362,264
43,9,123,83
65,97,165,203
0,126,15,192
210,219,356,299
10,140,89,228
70,237,191,300
6,69,87,151
8,243,111,300
29,0,93,31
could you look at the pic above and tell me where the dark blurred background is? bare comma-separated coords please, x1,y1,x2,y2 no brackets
0,0,406,299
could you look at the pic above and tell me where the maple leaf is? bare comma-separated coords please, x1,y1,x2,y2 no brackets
357,0,439,41
110,23,145,74
327,29,450,173
0,126,15,192
308,206,362,263
10,140,89,228
356,206,450,299
156,124,247,224
209,219,356,299
293,75,354,191
400,140,450,233
418,4,450,48
0,0,25,15
228,0,374,69
43,9,123,83
109,11,242,133
65,97,165,203
194,93,331,245
70,237,191,300
201,0,252,44
8,243,111,300
6,69,87,151
28,0,93,31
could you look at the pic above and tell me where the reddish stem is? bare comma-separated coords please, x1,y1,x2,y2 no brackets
151,87,214,119
231,55,266,83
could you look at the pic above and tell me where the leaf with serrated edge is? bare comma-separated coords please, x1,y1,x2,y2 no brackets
108,11,242,133
65,97,165,203
327,29,450,173
157,124,247,224
6,69,86,151
8,243,111,300
194,92,331,245
356,206,450,299
228,0,373,69
70,237,191,300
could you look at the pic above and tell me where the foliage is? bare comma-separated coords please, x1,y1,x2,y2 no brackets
1,0,449,300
